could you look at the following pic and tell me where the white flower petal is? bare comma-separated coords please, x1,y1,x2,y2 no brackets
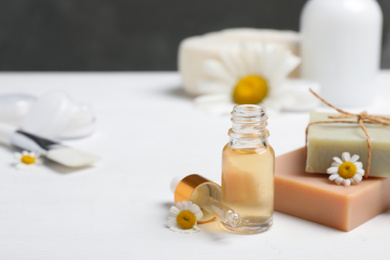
197,79,232,94
195,211,203,221
350,154,360,163
188,203,199,213
175,201,183,210
35,158,43,165
241,43,258,74
343,179,351,187
203,60,236,84
220,49,245,78
331,162,341,168
335,177,344,185
356,168,365,175
329,173,339,181
169,224,200,234
181,201,190,210
353,175,363,183
15,163,26,170
167,217,177,227
275,53,301,79
259,44,279,78
333,157,343,164
341,152,351,162
264,45,299,84
327,167,339,174
188,203,203,221
354,162,363,170
169,206,180,215
253,43,266,76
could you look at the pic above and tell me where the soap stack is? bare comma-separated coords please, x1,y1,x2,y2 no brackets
275,112,390,231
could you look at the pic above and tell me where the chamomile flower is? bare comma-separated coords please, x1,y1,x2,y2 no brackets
327,152,365,186
14,151,42,170
167,201,203,234
195,42,301,115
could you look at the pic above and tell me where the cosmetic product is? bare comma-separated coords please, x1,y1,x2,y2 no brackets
171,174,241,226
275,148,390,231
21,91,95,139
300,0,382,106
0,122,99,167
0,94,35,126
221,105,275,234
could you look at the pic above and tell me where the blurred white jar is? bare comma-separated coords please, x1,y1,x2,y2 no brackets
300,0,382,107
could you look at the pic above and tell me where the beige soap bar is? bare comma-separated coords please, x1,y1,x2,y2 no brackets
306,112,390,177
275,148,390,231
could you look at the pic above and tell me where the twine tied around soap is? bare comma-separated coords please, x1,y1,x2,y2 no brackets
305,88,390,178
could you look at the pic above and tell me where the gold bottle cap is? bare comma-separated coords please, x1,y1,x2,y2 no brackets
173,174,221,224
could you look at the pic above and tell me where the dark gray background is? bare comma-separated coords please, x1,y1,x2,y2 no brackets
0,0,389,71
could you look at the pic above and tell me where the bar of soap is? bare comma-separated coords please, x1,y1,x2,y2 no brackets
306,112,390,177
275,147,390,231
178,28,300,95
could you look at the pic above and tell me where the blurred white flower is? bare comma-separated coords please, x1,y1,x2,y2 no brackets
167,201,203,234
195,42,302,115
14,151,42,170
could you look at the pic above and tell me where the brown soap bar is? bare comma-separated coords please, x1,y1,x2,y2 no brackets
275,147,390,232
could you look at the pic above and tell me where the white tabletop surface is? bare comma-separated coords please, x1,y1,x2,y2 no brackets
0,72,389,259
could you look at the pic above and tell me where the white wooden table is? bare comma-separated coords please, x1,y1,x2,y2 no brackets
0,72,389,259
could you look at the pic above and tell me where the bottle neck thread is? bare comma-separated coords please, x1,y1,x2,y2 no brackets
229,104,269,149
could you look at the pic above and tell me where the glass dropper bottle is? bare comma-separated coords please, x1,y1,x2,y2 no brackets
171,174,241,227
222,104,274,234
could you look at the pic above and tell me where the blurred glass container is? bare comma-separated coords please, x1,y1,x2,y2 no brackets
21,92,95,140
0,94,35,126
300,0,382,107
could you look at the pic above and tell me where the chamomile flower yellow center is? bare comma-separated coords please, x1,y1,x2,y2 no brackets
176,210,197,229
232,75,269,104
21,155,36,165
338,161,357,179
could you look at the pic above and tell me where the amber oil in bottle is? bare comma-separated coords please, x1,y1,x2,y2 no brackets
221,104,275,234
